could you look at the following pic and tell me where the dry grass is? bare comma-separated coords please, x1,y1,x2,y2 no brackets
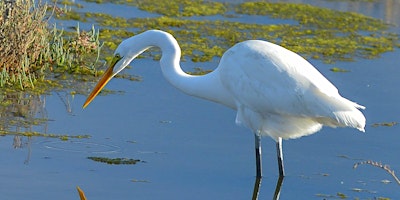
354,160,400,185
0,0,102,89
0,0,49,88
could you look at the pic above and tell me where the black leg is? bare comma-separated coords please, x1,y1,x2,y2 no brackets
276,137,285,177
251,177,262,200
255,134,262,178
273,175,284,200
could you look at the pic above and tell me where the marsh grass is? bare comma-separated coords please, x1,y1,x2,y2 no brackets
354,160,400,185
47,24,102,75
0,0,102,89
0,0,49,88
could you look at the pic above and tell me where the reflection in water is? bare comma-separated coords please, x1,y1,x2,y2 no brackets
273,176,284,200
0,91,47,132
252,176,284,200
13,135,23,149
252,177,262,200
0,90,90,161
56,91,74,114
13,135,33,164
0,92,45,163
42,141,121,153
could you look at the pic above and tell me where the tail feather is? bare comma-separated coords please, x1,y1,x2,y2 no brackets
351,101,365,110
333,109,366,132
332,96,366,131
312,89,366,131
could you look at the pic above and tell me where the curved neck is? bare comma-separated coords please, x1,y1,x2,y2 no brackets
139,30,235,108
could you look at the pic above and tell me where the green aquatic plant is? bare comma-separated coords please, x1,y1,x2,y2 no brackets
187,67,213,75
87,157,142,165
371,121,398,127
131,179,150,183
236,2,397,62
136,0,227,17
330,67,350,73
236,2,387,31
0,130,90,140
63,0,399,64
84,0,227,17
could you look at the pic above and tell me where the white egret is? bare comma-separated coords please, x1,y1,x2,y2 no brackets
83,30,365,178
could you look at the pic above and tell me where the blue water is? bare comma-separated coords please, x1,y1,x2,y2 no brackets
0,0,399,199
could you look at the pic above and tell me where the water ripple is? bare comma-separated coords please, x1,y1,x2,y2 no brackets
41,141,121,154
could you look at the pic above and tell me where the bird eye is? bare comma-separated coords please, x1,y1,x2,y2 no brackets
110,53,123,67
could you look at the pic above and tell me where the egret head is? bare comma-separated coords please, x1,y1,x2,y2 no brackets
82,53,123,109
82,31,170,108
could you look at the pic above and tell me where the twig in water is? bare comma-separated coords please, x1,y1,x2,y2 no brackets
353,160,400,185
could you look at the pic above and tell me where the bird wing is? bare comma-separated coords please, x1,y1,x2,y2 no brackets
219,40,365,130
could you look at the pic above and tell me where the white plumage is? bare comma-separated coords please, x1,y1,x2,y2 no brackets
218,40,365,140
83,30,366,178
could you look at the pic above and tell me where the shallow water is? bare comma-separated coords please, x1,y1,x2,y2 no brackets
1,0,399,199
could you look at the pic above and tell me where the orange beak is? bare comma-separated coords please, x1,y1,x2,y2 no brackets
76,186,87,200
82,65,114,108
